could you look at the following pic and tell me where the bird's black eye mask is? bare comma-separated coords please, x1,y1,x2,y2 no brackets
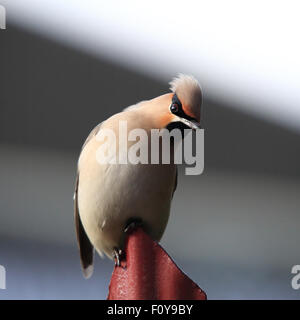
170,93,197,122
167,93,198,133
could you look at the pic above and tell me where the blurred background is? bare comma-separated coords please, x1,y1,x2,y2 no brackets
0,0,299,299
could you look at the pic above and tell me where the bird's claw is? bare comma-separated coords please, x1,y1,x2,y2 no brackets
113,218,143,268
124,218,143,233
113,248,123,267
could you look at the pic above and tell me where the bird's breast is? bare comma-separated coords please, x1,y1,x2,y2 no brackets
77,136,176,256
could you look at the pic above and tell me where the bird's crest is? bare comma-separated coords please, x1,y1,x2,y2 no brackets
169,74,202,118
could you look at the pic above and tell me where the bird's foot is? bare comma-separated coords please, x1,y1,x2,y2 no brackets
113,218,143,268
113,248,123,267
124,217,143,234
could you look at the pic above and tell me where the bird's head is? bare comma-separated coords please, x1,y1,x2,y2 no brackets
127,74,202,132
164,74,203,131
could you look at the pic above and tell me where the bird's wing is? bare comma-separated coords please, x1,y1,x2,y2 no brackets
74,123,103,278
74,174,94,278
172,166,178,198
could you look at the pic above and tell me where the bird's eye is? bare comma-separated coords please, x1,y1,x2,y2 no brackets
170,103,179,114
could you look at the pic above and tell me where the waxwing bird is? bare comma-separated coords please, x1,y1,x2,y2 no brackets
74,74,203,278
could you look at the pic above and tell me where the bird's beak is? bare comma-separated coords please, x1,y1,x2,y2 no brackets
178,117,202,130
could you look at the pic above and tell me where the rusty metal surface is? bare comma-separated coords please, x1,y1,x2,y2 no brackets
108,228,206,300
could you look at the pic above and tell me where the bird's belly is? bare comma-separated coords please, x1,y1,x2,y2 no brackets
78,162,176,258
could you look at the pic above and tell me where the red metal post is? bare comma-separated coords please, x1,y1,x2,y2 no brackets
108,228,206,300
